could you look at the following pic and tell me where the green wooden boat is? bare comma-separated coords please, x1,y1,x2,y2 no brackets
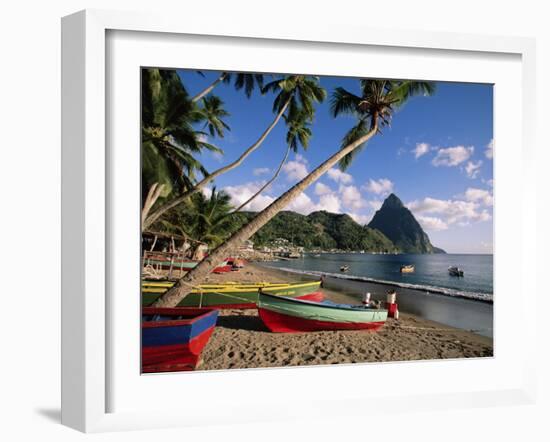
141,280,323,309
258,291,388,332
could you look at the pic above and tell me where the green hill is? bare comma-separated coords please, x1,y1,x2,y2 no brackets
238,210,397,252
236,193,445,254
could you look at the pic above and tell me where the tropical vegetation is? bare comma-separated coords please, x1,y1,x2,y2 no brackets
151,76,436,308
142,73,326,230
239,210,397,252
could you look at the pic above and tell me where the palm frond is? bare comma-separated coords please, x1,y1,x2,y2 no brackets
330,87,362,117
338,119,370,171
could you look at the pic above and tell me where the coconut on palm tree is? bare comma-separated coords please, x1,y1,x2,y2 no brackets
143,74,326,230
153,79,435,308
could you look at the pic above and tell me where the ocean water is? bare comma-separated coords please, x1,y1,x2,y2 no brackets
267,253,493,302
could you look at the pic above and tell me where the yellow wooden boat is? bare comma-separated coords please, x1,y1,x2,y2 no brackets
141,280,323,308
142,280,291,292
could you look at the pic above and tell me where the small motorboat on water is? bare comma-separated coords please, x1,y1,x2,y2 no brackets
340,265,350,273
400,264,415,273
448,266,464,277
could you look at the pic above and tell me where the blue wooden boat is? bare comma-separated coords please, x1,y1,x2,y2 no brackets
142,307,218,373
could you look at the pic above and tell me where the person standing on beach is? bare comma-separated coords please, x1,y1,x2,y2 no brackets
362,292,371,306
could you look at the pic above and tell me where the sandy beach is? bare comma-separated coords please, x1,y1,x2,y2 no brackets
195,263,493,370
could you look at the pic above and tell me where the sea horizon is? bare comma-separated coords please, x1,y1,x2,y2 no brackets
264,252,493,303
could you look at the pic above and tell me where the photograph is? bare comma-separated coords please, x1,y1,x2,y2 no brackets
140,67,494,373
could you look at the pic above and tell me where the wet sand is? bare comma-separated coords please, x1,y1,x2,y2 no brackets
195,263,493,370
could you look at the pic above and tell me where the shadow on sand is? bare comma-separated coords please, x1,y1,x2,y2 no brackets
216,314,269,332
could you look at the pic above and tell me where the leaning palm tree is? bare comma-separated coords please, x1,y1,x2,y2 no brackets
143,75,326,230
153,79,435,308
232,108,313,212
191,72,265,102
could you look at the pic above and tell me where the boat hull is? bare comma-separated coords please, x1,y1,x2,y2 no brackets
259,308,386,333
257,292,387,333
141,281,323,308
212,265,233,274
143,258,230,273
142,307,218,373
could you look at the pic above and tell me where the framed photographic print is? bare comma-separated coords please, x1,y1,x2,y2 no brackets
61,9,537,433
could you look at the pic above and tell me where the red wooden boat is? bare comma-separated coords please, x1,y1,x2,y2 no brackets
212,264,233,274
142,307,218,373
258,291,388,333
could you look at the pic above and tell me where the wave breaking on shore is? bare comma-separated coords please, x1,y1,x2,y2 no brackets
263,265,494,303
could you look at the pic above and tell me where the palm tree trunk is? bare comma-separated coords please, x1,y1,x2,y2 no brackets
143,98,292,230
191,72,228,103
153,117,379,308
232,145,291,213
141,183,166,230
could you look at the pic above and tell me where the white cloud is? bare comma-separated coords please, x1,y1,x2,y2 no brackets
282,191,341,215
407,196,492,227
349,212,371,225
485,139,494,159
362,178,394,195
327,168,353,184
338,185,365,210
463,187,493,206
253,167,270,176
485,179,494,187
367,200,384,212
314,182,332,196
282,156,309,181
412,142,430,159
224,172,378,223
432,145,474,167
284,192,316,214
200,186,213,197
222,181,274,212
465,160,483,179
478,210,491,222
417,216,448,231
317,193,341,213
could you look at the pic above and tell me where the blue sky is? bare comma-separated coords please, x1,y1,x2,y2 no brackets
176,70,494,254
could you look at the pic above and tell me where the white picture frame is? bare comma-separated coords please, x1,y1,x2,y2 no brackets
61,9,537,433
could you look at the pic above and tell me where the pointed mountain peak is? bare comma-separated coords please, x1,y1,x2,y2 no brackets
381,193,404,209
368,192,445,253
